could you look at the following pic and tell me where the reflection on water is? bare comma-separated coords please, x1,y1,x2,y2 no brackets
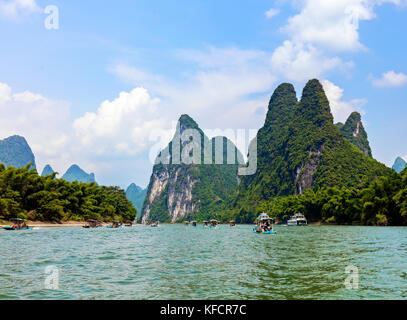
1,225,407,299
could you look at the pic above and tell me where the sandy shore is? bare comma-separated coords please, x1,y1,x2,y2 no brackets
0,221,106,227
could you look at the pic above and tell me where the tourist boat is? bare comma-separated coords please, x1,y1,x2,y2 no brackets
124,221,133,227
191,221,197,227
2,218,32,231
83,219,102,228
151,221,159,227
203,221,209,227
253,213,276,234
209,219,218,228
184,221,190,225
230,220,236,227
287,213,307,226
107,221,122,228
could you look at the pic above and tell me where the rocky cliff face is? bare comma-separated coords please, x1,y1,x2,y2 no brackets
236,79,392,205
141,114,244,223
338,112,372,157
0,135,36,169
393,157,407,173
61,164,96,183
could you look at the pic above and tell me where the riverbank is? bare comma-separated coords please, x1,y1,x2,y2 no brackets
0,221,99,227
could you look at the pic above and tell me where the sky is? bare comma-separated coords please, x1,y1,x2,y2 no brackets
0,0,407,189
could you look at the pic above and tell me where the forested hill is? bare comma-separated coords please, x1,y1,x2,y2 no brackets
0,164,136,222
232,79,393,221
337,112,372,157
0,135,36,169
141,114,244,223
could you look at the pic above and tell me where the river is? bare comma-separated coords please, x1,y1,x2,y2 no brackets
1,224,406,299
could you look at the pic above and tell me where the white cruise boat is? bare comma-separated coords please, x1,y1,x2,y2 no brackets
287,213,307,226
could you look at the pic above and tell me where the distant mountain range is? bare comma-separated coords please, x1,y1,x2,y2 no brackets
393,157,407,173
0,135,36,169
40,163,96,183
1,82,404,224
61,164,96,183
41,164,54,176
125,183,147,217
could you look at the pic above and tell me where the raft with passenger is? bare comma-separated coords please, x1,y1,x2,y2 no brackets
253,213,276,234
107,221,122,228
209,219,218,228
2,218,32,231
83,219,102,228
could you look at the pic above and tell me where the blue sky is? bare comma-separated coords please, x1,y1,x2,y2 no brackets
0,0,406,188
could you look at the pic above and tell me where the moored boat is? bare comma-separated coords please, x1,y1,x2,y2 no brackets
191,221,197,227
287,213,307,226
83,219,102,228
230,220,236,227
107,221,122,228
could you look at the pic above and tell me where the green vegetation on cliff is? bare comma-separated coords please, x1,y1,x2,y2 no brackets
141,114,244,223
229,79,393,223
338,112,372,157
0,164,136,222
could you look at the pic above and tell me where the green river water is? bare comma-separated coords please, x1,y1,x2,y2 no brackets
1,224,407,299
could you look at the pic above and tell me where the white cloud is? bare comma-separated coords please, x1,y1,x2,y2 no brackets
111,47,277,130
0,0,41,20
270,0,405,82
265,8,280,19
0,82,71,172
73,87,169,156
0,82,12,104
321,79,366,123
283,0,374,52
370,70,407,87
270,40,347,82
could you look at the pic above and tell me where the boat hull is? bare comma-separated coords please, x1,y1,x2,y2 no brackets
2,226,32,231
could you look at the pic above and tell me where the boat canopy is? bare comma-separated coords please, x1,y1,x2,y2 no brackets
256,213,273,222
10,218,25,222
210,219,218,222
